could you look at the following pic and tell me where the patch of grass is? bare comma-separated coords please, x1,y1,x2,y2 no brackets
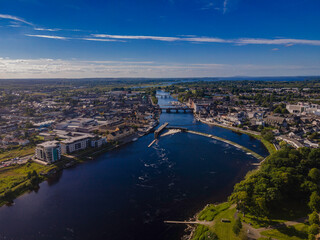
0,146,35,162
0,162,55,206
191,225,218,240
247,133,277,155
241,213,287,228
198,202,231,221
260,223,309,240
213,206,242,240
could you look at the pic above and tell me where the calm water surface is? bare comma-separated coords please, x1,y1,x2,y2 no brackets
0,91,268,240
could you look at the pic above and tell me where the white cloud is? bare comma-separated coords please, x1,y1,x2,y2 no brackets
25,34,68,40
92,34,181,42
0,58,319,78
91,34,320,46
272,48,279,51
34,27,61,32
235,38,320,46
81,38,125,42
0,14,33,25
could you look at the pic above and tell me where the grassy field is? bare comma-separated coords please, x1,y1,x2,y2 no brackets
198,202,231,221
0,146,35,162
213,206,243,240
247,133,277,155
260,223,309,240
0,162,56,206
191,225,218,240
192,203,244,240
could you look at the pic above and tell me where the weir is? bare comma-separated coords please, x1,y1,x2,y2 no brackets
186,130,264,161
154,122,169,139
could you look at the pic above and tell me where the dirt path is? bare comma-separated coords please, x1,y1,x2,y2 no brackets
241,217,308,240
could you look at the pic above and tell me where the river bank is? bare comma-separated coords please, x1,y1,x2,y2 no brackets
0,121,160,208
182,117,276,240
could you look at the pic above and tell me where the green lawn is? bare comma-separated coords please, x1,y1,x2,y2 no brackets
247,133,277,155
0,146,35,162
198,202,231,221
260,223,309,240
0,162,55,206
213,206,242,240
242,213,287,229
191,225,218,240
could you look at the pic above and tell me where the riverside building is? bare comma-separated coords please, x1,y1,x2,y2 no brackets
35,141,61,163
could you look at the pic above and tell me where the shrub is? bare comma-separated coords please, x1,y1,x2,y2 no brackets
232,217,242,235
309,211,320,225
308,224,320,235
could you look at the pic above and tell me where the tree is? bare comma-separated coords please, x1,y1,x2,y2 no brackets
308,224,320,235
309,192,320,212
309,168,320,183
309,211,320,225
261,129,274,142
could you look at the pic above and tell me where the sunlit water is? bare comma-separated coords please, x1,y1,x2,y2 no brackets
0,91,268,240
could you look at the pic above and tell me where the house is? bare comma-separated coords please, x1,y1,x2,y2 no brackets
265,116,287,127
107,127,135,141
286,104,304,115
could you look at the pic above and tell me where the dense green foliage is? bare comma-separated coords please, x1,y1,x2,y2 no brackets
309,212,320,225
230,147,320,216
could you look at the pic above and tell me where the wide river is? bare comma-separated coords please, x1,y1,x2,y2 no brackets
0,91,268,240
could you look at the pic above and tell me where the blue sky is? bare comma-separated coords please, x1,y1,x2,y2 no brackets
0,0,320,78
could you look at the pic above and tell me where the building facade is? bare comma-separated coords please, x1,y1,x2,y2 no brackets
35,141,61,163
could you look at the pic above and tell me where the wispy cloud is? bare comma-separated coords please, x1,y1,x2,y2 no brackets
25,34,68,40
91,34,320,46
81,38,125,42
34,27,61,32
92,34,181,42
92,34,229,43
235,38,320,46
3,13,320,47
0,14,33,26
223,0,229,13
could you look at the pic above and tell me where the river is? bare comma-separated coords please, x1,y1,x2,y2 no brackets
0,91,268,240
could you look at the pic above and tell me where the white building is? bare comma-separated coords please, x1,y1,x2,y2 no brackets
35,141,61,163
60,134,92,154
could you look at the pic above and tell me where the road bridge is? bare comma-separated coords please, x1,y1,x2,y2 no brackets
160,107,193,113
